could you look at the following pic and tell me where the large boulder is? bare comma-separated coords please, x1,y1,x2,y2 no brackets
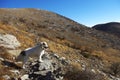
0,34,21,49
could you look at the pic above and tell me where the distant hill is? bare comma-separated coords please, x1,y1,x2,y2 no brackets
93,22,120,38
0,8,120,80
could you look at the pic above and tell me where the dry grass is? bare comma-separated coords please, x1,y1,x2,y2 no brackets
0,62,19,79
64,64,107,80
0,47,13,60
40,37,82,61
92,49,120,63
0,23,35,49
0,9,120,80
0,47,21,79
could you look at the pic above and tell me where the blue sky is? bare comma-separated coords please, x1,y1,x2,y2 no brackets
0,0,120,27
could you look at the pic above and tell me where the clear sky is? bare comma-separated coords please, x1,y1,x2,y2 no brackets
0,0,120,27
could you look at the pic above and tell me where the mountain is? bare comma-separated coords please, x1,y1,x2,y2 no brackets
93,22,120,38
0,8,120,80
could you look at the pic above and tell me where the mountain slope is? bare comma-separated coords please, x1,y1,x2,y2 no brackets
93,22,120,38
0,9,120,50
0,8,120,80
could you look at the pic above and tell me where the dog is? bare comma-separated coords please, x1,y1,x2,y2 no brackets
16,42,48,64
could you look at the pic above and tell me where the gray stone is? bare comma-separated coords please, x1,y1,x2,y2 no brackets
21,74,29,80
0,57,4,61
0,34,21,49
9,70,20,75
2,75,10,80
22,53,66,80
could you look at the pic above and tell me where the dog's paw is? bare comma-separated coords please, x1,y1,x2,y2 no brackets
39,60,44,62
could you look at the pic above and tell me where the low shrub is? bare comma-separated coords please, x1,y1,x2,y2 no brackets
64,65,106,80
110,62,120,77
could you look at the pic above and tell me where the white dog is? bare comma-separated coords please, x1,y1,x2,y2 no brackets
16,42,48,64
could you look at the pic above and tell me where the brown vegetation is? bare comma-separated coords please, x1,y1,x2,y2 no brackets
0,8,120,79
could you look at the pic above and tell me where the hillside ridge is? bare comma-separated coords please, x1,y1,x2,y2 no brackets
93,22,120,38
0,8,120,80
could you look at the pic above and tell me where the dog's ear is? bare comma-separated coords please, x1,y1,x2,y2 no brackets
41,42,47,45
20,51,26,56
42,42,46,45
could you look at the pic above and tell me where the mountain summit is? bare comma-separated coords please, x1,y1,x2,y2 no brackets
93,22,120,38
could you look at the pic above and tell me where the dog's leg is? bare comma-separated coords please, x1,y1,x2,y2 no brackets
22,56,28,69
39,50,45,62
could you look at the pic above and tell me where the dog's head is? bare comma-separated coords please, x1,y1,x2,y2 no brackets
37,42,49,50
40,42,49,50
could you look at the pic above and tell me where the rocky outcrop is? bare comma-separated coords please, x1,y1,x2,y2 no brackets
18,53,67,80
0,34,21,49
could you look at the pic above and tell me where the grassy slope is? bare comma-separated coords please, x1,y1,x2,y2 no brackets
0,8,120,79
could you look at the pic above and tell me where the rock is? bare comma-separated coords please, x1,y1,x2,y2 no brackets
38,60,53,71
21,74,29,80
0,34,21,49
91,69,96,73
109,75,120,80
0,57,4,61
9,70,20,75
59,57,68,65
2,75,10,80
50,53,60,59
21,53,66,80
